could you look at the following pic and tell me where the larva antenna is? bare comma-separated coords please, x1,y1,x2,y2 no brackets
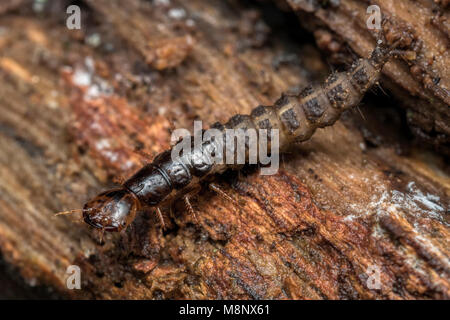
53,207,93,217
52,208,87,225
54,208,83,216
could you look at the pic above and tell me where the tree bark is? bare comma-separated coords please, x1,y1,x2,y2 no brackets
0,0,448,299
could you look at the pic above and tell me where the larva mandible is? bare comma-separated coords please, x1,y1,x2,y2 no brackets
79,29,407,233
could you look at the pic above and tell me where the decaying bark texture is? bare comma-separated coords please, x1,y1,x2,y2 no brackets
278,0,450,155
0,0,448,299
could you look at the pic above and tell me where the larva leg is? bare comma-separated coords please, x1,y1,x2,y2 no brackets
168,183,201,221
183,194,198,224
155,206,166,230
209,182,236,204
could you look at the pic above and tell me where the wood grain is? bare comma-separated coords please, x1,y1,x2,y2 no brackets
0,0,448,299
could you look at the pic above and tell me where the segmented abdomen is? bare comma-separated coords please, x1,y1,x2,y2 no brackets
253,58,379,146
125,55,383,206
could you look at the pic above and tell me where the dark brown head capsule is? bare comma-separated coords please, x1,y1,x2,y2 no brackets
83,188,140,232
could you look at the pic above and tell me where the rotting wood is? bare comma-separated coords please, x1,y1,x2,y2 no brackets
0,0,448,299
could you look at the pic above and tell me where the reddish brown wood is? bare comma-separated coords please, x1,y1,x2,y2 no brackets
0,0,448,299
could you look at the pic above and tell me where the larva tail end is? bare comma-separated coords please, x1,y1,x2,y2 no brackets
370,18,418,67
369,21,395,68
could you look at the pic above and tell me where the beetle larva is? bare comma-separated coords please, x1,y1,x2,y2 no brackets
80,29,407,233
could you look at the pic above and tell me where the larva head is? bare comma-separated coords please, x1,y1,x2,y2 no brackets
83,188,140,232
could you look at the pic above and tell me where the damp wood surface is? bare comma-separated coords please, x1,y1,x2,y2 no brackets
0,0,448,299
